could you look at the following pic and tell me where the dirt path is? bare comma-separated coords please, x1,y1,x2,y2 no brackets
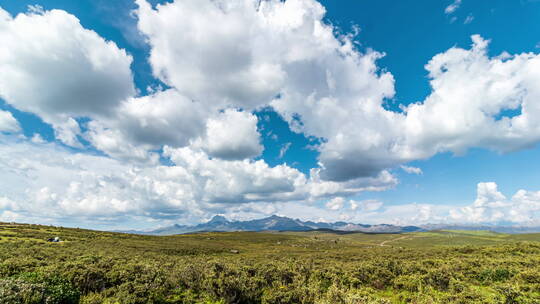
379,235,410,247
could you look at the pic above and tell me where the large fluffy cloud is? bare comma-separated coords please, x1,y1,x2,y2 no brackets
0,135,396,226
136,0,289,109
450,182,540,225
198,109,263,160
2,133,538,227
135,0,395,113
86,90,264,162
405,36,540,155
0,7,135,146
85,89,208,162
0,135,283,224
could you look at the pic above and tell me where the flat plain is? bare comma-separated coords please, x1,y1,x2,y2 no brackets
0,222,539,303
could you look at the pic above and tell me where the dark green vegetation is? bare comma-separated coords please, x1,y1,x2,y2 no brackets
0,223,539,303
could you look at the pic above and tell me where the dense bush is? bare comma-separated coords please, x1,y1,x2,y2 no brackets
0,272,80,304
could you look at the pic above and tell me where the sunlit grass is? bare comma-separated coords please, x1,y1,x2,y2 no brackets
0,222,539,303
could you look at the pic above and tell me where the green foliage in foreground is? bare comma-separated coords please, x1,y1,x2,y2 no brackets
0,223,539,303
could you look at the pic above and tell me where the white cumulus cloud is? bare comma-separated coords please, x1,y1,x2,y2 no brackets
0,134,397,226
0,110,20,133
451,182,540,225
0,7,135,146
199,109,263,160
400,165,423,175
326,197,345,210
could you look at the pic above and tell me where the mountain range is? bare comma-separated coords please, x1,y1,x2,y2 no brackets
118,215,540,235
122,215,425,235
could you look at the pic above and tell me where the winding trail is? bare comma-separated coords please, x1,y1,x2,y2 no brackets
379,235,410,247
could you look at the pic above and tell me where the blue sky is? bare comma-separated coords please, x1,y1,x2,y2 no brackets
0,0,540,229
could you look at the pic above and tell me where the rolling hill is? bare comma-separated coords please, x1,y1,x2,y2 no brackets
1,222,540,303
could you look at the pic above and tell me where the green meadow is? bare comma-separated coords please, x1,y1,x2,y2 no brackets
0,222,539,303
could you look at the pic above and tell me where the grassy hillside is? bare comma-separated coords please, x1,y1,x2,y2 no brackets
0,223,539,303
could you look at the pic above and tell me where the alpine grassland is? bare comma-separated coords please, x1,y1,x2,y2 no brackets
0,222,539,303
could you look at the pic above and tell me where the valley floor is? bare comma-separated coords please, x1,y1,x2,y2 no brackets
0,222,539,303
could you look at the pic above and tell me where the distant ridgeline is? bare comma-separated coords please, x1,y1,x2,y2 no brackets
120,215,540,235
